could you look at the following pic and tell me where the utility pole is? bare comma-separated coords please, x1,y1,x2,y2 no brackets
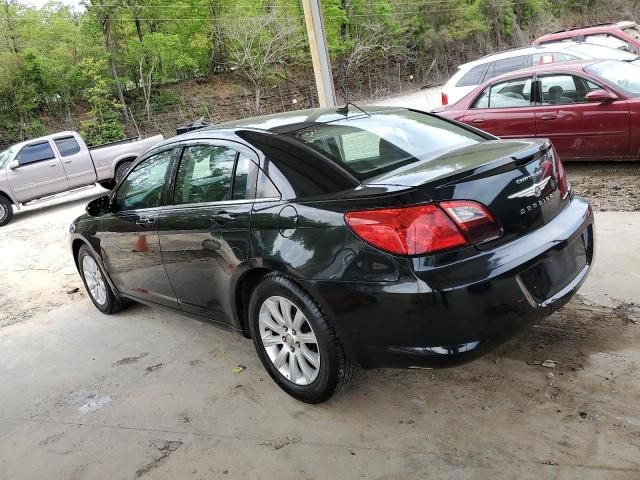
301,0,337,107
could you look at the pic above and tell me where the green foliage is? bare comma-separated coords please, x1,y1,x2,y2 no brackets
0,0,635,147
80,118,125,146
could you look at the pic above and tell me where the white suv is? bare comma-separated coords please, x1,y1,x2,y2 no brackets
441,41,638,106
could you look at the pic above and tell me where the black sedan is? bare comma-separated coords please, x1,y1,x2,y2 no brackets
70,106,594,403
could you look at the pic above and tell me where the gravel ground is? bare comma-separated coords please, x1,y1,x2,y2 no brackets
0,125,639,478
566,162,640,212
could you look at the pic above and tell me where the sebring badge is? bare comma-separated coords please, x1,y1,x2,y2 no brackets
508,176,552,199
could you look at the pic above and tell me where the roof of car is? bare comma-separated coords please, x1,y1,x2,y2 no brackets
458,41,591,70
485,59,602,84
539,20,636,39
152,105,406,149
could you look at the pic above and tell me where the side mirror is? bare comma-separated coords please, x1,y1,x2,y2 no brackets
9,160,19,170
585,89,618,102
86,194,113,217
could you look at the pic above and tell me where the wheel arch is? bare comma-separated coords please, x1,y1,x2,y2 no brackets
0,189,16,205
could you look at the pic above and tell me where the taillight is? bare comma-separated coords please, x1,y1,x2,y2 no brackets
440,201,502,244
550,147,570,198
344,202,501,256
441,92,448,106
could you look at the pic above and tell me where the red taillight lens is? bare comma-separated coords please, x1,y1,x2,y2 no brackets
345,204,467,255
441,92,449,106
440,201,502,244
553,150,570,198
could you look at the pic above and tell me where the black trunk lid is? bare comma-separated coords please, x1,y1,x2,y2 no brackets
368,139,570,246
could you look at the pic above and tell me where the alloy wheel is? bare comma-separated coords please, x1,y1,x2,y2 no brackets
0,204,6,221
258,295,321,385
82,255,107,306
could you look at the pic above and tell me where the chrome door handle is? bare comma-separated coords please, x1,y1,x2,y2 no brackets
471,118,485,124
540,114,557,121
136,217,156,225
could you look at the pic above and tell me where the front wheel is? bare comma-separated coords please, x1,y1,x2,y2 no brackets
77,245,128,314
0,196,13,227
249,273,356,403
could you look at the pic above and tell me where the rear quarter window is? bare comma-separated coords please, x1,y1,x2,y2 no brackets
455,64,488,87
53,136,81,157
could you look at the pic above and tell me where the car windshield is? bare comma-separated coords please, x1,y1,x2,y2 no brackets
0,147,14,168
288,110,484,179
585,60,640,97
622,25,640,41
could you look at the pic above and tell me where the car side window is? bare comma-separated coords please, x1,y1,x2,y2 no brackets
472,77,532,109
539,74,593,105
455,64,488,87
53,136,81,157
174,145,238,205
531,52,580,65
15,141,55,166
116,150,173,211
231,154,258,201
484,55,527,82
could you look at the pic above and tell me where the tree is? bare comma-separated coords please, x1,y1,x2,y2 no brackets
130,32,197,120
214,11,304,111
78,57,124,145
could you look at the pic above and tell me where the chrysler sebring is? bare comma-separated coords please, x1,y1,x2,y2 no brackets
70,106,594,402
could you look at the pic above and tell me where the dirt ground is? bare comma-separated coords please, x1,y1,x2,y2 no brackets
567,162,640,212
1,172,640,478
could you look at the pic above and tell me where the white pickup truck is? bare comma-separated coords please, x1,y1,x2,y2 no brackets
0,131,163,226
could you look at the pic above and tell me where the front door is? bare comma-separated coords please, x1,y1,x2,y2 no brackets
98,148,178,307
52,135,96,188
7,140,69,202
535,73,631,160
158,143,257,323
463,76,537,138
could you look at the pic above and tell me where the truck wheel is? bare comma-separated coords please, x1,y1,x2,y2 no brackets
249,273,356,403
115,161,133,183
0,196,14,227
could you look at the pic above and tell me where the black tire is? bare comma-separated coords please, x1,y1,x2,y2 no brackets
99,180,116,190
114,160,133,184
77,245,129,314
0,196,13,227
249,273,356,403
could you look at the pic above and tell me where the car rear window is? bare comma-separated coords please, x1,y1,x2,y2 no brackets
288,110,485,179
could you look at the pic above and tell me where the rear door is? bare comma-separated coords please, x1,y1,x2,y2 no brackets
463,76,537,138
6,140,69,202
157,141,257,323
51,134,96,188
534,73,630,160
98,148,178,307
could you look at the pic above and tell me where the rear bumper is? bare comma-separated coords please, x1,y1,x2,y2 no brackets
308,197,594,369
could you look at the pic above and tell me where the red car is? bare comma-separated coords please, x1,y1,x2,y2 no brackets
435,60,640,161
533,21,640,55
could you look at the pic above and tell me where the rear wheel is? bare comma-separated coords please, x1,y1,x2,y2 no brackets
77,245,128,314
114,160,133,184
249,273,355,403
0,196,13,227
